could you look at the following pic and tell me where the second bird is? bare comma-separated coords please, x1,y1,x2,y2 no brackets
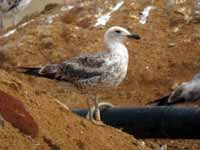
148,73,200,106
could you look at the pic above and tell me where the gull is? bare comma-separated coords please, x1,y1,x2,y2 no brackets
17,26,141,125
148,73,200,106
0,0,32,28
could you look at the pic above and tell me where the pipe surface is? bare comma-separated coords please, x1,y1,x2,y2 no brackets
72,106,200,139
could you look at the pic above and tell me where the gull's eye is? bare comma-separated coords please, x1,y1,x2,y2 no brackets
115,30,121,34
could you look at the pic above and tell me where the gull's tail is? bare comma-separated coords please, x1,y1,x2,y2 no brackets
16,65,62,81
16,67,42,77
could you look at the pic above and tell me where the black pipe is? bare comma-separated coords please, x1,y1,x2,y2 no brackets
72,106,200,139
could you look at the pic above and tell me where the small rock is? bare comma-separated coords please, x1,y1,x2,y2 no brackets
61,5,74,12
145,66,150,70
168,42,176,48
172,27,180,33
138,140,146,147
160,144,167,150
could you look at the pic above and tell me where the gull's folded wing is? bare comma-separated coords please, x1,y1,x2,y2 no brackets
17,53,107,82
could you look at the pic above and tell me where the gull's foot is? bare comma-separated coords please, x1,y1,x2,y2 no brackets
91,119,105,127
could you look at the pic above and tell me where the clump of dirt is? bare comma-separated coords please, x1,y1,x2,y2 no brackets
0,90,39,138
0,0,200,149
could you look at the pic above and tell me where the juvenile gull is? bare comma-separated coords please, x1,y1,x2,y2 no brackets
148,73,200,106
17,26,140,125
0,0,31,28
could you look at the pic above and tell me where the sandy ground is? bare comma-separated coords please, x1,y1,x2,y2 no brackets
0,0,200,149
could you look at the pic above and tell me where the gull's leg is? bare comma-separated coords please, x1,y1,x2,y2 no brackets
94,96,101,121
86,95,104,126
92,95,105,126
86,98,93,121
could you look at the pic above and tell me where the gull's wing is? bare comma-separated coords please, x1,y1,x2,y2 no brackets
17,53,107,83
69,53,107,68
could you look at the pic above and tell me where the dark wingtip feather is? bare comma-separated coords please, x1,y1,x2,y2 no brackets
16,67,41,76
147,94,171,106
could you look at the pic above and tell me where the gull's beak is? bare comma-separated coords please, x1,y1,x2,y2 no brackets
127,34,141,40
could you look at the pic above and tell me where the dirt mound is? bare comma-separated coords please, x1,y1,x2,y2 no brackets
0,0,200,149
0,70,149,150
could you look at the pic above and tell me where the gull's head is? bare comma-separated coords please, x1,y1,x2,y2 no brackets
104,26,140,45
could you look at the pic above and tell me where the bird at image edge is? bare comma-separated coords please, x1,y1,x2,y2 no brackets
148,73,200,106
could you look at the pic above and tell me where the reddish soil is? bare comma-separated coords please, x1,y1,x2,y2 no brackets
0,0,200,149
